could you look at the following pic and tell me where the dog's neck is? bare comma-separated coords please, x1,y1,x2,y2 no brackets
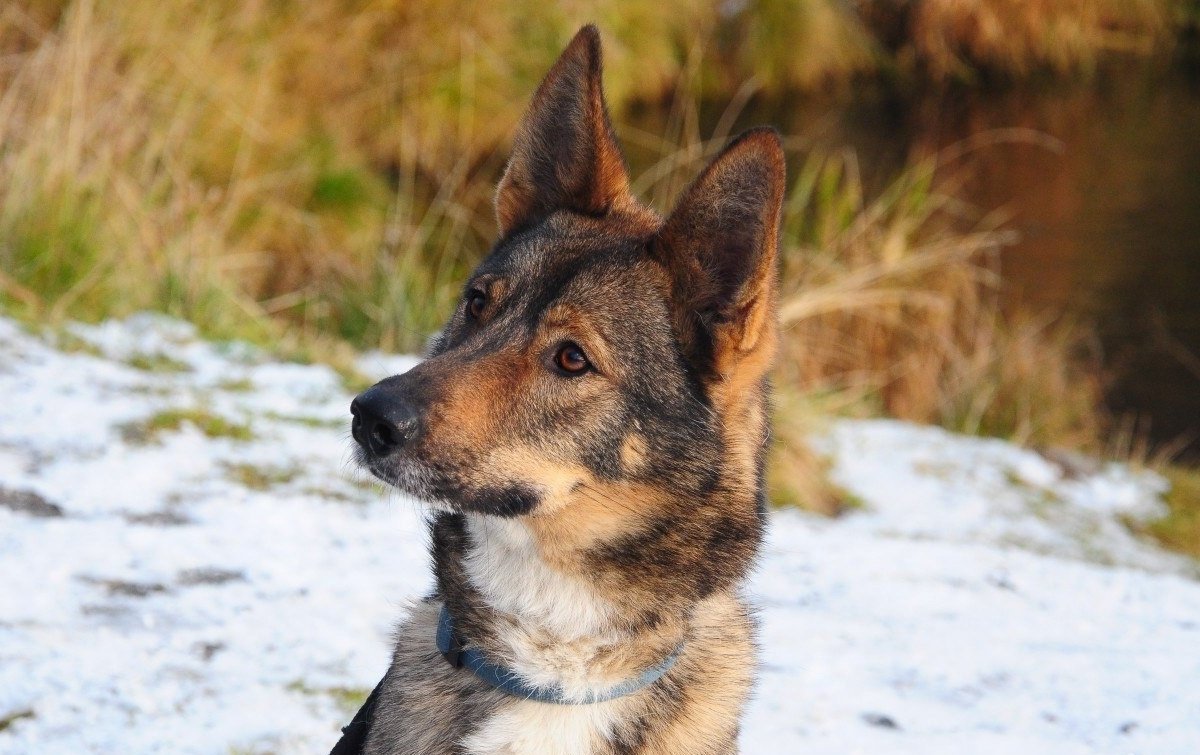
431,510,691,701
463,515,615,639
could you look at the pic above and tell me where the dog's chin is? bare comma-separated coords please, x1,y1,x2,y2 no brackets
359,453,433,497
358,452,542,518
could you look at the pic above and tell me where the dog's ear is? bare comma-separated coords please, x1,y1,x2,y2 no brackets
653,127,785,374
494,25,632,237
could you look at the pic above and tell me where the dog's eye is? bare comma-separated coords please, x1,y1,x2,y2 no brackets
466,290,487,320
553,342,590,375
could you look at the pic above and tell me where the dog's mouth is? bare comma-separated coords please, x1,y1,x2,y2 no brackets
355,446,430,495
355,447,542,518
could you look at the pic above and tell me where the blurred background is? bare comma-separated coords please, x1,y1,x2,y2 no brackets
1,0,1198,536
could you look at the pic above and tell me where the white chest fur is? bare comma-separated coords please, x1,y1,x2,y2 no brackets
460,699,622,755
462,516,613,639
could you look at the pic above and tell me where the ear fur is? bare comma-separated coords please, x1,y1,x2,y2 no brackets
494,25,632,237
654,127,786,370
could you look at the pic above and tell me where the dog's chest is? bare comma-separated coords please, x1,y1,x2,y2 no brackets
456,516,627,754
461,701,621,755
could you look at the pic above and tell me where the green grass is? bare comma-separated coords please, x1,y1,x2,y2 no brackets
216,378,255,393
262,411,342,430
125,352,192,373
286,680,371,716
223,462,302,491
120,409,254,444
1139,465,1200,558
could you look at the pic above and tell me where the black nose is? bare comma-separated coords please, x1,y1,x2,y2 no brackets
351,386,419,457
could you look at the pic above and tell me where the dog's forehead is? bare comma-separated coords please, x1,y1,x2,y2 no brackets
477,216,662,315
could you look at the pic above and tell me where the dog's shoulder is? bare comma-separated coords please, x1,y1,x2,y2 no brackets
363,599,501,755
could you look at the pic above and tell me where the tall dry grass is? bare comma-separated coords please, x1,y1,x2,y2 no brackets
0,2,1185,350
764,150,1109,509
777,145,1106,448
0,0,725,351
881,0,1176,81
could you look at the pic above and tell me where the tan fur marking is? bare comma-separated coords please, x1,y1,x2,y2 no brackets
483,446,589,498
619,432,648,473
426,349,532,450
527,482,653,554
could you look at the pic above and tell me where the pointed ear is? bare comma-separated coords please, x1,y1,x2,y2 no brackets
494,25,632,237
653,127,785,367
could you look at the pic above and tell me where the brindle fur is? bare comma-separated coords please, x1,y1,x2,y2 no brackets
352,24,784,755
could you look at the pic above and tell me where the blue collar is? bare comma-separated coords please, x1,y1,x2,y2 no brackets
436,604,682,704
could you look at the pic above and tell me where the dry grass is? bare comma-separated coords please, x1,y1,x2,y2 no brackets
858,0,1176,81
764,149,1109,508
1148,466,1200,558
0,0,721,351
776,148,1107,449
0,3,1186,352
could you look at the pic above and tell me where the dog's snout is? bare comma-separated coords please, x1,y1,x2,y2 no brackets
351,386,419,458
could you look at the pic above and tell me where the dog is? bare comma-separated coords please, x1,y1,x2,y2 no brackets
338,24,784,755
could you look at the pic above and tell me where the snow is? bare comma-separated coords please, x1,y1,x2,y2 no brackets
1,314,1198,754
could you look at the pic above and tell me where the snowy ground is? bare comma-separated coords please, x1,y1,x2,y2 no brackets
1,314,1198,754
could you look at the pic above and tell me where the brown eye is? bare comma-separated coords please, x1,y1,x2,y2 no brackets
466,290,486,320
554,342,590,375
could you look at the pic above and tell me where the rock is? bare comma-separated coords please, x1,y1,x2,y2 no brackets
78,576,168,598
862,712,900,730
177,568,246,587
124,510,192,526
0,487,63,518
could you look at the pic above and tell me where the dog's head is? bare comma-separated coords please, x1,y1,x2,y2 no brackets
352,26,784,520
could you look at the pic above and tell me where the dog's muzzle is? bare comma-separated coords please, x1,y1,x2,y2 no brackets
350,385,420,458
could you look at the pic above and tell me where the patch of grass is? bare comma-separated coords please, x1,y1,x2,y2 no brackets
301,486,368,504
309,167,376,214
1002,467,1067,520
337,367,374,395
286,680,371,716
223,462,302,491
120,409,253,444
768,386,861,515
125,351,192,373
262,411,342,430
0,708,34,732
78,575,169,598
46,329,103,357
216,377,255,393
122,384,176,398
1137,465,1200,558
